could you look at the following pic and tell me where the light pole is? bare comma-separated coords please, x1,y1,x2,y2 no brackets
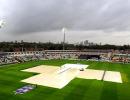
62,28,66,51
0,20,5,28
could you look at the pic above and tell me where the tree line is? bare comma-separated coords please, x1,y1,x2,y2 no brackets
0,41,130,52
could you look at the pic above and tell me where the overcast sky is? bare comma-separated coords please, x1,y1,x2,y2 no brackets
0,0,130,45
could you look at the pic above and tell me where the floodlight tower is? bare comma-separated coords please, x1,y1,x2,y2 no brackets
0,20,5,28
62,28,66,51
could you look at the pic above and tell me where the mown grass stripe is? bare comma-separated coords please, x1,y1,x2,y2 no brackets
63,79,94,100
82,80,104,100
100,82,118,100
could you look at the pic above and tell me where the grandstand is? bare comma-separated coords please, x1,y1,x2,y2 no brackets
0,49,130,65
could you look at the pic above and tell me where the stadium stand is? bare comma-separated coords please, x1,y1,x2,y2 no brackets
0,50,130,65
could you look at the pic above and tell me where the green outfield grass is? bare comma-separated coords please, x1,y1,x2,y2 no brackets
0,59,130,100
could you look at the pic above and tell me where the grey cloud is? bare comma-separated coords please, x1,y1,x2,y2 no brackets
0,0,130,34
0,0,130,45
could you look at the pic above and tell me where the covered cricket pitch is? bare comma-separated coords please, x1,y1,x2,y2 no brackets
21,64,122,89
